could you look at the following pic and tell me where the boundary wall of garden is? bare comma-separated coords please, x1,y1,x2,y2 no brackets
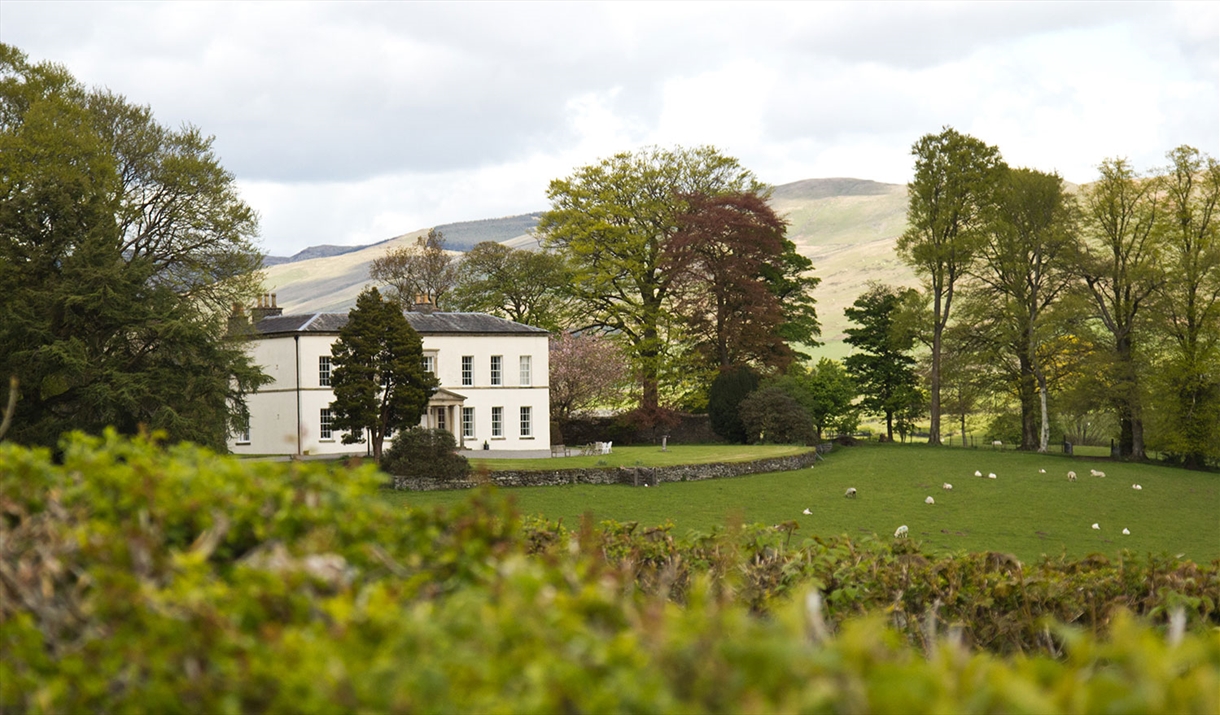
393,448,824,491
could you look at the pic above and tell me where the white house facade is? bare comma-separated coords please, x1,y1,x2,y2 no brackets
227,302,551,457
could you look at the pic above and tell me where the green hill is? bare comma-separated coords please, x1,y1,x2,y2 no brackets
260,178,919,345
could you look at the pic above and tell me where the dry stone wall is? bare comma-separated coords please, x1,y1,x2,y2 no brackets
393,450,821,491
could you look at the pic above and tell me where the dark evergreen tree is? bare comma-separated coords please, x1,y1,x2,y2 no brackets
706,365,759,444
328,287,438,462
738,386,815,445
0,45,267,449
844,285,922,442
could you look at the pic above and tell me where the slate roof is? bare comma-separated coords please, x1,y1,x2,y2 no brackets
251,311,548,337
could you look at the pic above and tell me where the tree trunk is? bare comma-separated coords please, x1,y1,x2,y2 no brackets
885,411,894,442
1115,333,1145,459
929,321,943,445
1037,370,1050,453
1017,354,1038,450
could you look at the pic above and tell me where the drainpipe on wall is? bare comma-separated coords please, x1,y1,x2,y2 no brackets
295,334,301,457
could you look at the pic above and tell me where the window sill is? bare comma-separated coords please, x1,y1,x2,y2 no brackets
520,436,534,440
319,439,335,443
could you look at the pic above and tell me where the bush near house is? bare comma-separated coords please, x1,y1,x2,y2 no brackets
3,432,1218,712
380,426,470,486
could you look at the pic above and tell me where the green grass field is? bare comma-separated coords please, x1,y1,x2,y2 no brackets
469,444,808,471
383,443,1220,563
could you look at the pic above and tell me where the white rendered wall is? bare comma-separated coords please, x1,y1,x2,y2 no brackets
228,329,550,455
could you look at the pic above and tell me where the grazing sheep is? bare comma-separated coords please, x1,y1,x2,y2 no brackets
992,440,1003,448
802,508,812,515
1132,484,1142,490
1090,469,1106,477
1091,523,1100,530
1039,469,1046,474
942,483,953,490
974,470,983,477
1068,471,1077,481
1122,528,1131,535
894,525,909,538
988,472,997,479
844,487,857,498
925,496,935,504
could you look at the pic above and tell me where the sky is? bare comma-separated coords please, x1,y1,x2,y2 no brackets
2,1,1217,258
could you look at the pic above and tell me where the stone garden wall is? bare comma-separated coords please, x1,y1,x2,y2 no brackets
393,449,822,491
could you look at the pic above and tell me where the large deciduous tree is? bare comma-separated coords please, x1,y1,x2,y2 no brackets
966,168,1079,452
449,241,572,331
844,285,922,442
0,44,267,449
1149,146,1220,467
538,146,770,411
369,228,459,309
1074,158,1161,459
897,127,1005,445
666,192,819,373
328,287,437,462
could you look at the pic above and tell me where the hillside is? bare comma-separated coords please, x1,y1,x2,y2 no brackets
259,178,919,345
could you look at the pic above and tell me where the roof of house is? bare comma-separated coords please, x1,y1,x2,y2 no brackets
250,311,548,337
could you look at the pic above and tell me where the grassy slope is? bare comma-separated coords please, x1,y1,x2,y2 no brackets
384,443,1219,563
469,444,807,471
259,178,918,340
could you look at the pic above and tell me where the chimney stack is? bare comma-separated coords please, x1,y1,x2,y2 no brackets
251,292,284,322
412,293,435,315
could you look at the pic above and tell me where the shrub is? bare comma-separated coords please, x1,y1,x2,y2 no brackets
738,386,815,444
381,426,470,485
707,365,759,443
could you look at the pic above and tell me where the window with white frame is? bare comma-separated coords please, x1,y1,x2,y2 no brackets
319,356,331,386
520,406,532,437
320,408,334,440
519,355,532,386
422,354,436,375
491,406,503,437
490,355,502,386
462,407,475,439
235,426,250,444
461,355,474,386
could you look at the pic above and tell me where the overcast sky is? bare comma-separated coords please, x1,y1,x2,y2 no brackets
3,1,1217,257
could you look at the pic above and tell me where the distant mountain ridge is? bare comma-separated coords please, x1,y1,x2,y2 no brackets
258,178,920,351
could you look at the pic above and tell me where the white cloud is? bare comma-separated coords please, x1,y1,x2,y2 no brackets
2,0,1216,254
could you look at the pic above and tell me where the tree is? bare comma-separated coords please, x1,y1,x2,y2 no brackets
328,287,438,462
1149,146,1220,467
538,146,769,411
0,44,267,449
897,127,1006,445
844,285,922,441
966,168,1079,451
449,241,572,331
765,359,857,440
369,228,459,309
548,331,629,437
707,365,760,444
738,386,815,445
1074,158,1161,459
666,192,819,372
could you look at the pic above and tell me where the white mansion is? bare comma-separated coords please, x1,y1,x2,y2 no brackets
227,296,551,457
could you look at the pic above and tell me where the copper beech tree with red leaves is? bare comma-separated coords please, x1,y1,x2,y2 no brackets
667,192,796,371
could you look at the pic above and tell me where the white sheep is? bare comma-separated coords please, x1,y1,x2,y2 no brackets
988,472,997,479
1039,469,1046,474
844,487,857,499
802,508,812,515
894,525,909,538
1091,523,1100,530
925,496,935,504
992,440,1003,448
1090,469,1106,477
1122,528,1131,535
1068,471,1077,481
974,470,983,477
942,483,953,490
1132,484,1142,490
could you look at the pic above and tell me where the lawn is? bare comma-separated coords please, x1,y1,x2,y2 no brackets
468,444,809,471
382,443,1220,563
